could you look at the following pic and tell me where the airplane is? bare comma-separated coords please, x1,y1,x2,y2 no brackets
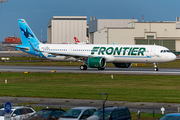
74,37,89,44
15,19,177,71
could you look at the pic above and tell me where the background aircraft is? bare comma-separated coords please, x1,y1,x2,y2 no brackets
74,37,89,44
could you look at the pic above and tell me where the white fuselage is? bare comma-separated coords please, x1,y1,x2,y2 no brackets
38,44,176,63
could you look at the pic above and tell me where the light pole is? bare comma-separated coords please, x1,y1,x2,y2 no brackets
100,93,108,120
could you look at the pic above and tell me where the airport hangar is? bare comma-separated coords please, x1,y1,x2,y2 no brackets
47,16,180,52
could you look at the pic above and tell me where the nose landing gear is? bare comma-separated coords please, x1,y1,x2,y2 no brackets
153,63,158,71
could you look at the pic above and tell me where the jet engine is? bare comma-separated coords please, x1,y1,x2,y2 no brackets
113,63,132,68
87,57,106,69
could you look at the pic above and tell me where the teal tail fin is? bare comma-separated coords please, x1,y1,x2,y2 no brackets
18,19,40,45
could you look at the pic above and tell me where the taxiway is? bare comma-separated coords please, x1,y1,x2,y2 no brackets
0,65,180,75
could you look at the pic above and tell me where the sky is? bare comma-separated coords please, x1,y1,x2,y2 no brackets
0,0,180,42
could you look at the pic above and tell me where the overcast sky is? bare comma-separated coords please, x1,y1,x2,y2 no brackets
0,0,179,42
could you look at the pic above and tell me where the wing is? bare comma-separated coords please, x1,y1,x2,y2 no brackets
15,45,30,51
43,51,94,60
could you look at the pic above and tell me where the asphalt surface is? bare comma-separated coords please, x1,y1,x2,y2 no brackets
0,51,36,57
0,65,180,75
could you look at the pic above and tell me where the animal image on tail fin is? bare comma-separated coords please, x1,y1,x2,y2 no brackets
15,19,44,58
18,19,40,45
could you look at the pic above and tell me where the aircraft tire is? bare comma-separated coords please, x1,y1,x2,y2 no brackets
80,65,87,70
84,65,87,70
154,68,158,71
80,65,84,70
98,67,105,70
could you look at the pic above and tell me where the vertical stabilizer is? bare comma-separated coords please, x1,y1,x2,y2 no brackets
74,37,80,43
18,19,40,45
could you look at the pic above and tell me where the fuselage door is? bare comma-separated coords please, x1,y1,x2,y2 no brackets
69,47,73,53
150,47,156,56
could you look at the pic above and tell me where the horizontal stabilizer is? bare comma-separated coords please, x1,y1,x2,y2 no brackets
15,45,30,51
28,40,42,52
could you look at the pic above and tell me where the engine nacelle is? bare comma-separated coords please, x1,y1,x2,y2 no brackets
113,63,132,68
87,57,106,68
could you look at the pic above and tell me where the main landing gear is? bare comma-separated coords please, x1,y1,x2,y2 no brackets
153,63,158,71
79,65,105,70
98,67,105,70
80,65,87,70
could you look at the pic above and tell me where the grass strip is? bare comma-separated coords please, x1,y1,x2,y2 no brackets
0,73,180,103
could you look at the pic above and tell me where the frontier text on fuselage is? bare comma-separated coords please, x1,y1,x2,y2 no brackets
91,47,146,56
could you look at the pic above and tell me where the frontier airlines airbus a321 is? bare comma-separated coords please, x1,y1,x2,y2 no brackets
15,19,176,71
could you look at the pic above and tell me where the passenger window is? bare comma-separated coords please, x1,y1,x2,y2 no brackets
119,110,126,116
19,109,26,115
51,110,64,119
89,109,96,116
111,111,118,119
82,110,89,116
125,109,130,115
26,108,34,113
81,110,89,119
13,110,20,116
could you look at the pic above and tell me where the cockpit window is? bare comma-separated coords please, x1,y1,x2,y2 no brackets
160,50,171,53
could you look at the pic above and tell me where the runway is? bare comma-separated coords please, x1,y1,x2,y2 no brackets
0,65,180,75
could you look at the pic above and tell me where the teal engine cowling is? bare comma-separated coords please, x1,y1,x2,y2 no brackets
113,63,132,68
87,57,106,68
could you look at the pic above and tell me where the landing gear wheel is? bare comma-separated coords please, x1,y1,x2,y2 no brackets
98,67,105,70
80,65,87,70
84,65,87,70
153,63,158,71
154,68,158,71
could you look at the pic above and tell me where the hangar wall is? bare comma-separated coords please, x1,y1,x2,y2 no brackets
47,16,87,44
134,22,180,38
90,18,180,51
176,40,180,51
93,28,108,44
133,22,180,51
108,28,135,44
89,19,138,44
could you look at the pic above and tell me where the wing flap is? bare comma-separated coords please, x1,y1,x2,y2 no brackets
43,51,94,59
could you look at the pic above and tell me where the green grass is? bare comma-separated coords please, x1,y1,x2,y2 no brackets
1,73,180,103
131,112,163,120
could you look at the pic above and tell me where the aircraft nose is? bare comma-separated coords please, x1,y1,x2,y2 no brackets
170,53,177,61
